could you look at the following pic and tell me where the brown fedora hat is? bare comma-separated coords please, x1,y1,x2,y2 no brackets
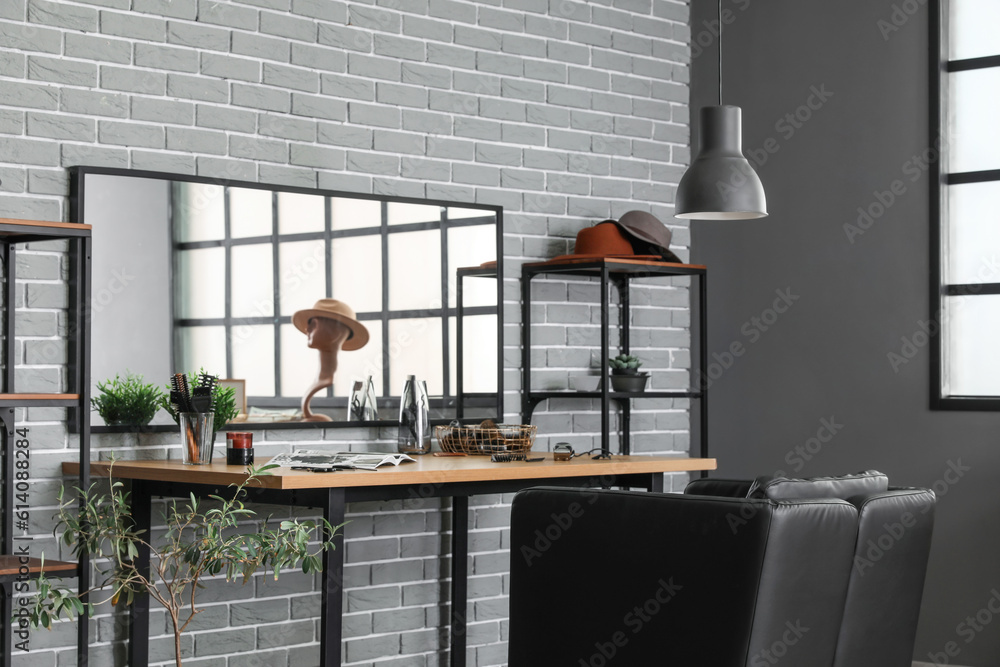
614,210,682,263
291,299,370,351
548,221,662,263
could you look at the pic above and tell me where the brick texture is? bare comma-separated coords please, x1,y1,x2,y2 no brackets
1,1,691,665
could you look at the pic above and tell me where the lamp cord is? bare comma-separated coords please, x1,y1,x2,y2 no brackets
718,0,723,106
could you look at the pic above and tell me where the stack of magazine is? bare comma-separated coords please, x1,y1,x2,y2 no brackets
268,451,415,472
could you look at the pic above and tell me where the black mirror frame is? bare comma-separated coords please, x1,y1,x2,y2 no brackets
70,165,505,432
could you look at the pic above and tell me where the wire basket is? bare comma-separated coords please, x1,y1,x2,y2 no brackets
435,423,536,455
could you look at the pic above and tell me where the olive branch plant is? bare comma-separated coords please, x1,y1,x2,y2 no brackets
27,461,342,667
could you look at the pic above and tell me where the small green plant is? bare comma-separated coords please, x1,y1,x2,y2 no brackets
158,370,240,438
26,461,341,667
91,372,165,426
609,354,643,374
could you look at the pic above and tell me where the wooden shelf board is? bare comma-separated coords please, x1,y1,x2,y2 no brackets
0,218,92,236
0,393,80,400
524,257,706,271
0,556,77,578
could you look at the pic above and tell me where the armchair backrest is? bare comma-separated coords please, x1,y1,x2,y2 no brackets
509,487,859,667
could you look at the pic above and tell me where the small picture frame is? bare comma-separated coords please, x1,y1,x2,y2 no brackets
219,379,247,420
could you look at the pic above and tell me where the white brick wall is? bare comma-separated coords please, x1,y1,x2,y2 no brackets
0,0,691,664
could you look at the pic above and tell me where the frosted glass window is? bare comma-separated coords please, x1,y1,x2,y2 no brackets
177,326,226,375
388,230,441,311
388,202,441,226
279,322,314,398
173,183,224,242
279,240,327,316
331,324,383,398
943,295,1000,395
231,244,274,318
946,181,1000,284
388,318,442,396
948,68,1000,174
331,197,381,231
456,314,498,394
448,225,498,308
232,325,275,397
331,235,382,313
176,248,225,318
278,192,325,234
949,0,1000,61
229,188,273,239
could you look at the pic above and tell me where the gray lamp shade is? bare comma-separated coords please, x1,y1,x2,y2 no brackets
675,105,768,220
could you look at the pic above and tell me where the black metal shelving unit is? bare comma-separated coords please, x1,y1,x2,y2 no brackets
0,218,91,666
521,258,707,460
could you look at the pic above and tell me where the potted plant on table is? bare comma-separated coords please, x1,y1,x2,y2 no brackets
25,462,341,667
609,354,650,393
91,372,165,428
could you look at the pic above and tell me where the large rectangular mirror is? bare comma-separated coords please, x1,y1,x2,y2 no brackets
72,167,502,429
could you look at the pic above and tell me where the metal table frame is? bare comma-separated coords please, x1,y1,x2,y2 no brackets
124,469,668,667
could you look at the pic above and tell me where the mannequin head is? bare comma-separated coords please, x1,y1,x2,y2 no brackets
306,316,351,351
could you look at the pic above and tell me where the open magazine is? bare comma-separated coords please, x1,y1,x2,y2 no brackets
268,451,415,471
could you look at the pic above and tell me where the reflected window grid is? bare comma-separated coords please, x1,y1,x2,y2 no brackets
939,1,1000,399
172,188,497,410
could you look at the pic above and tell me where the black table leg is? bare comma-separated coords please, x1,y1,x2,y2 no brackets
450,495,469,667
127,483,151,667
320,488,346,667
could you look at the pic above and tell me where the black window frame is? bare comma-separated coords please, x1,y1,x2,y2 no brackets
930,0,1000,410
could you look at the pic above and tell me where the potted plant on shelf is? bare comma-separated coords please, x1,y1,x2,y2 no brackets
609,354,650,393
91,372,165,428
26,461,341,667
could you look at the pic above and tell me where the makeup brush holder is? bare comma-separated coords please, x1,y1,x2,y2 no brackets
179,412,215,465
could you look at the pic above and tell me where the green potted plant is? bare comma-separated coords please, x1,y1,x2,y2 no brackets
91,372,165,427
26,462,341,667
609,354,649,392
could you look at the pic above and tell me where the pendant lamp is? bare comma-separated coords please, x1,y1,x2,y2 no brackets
675,0,767,220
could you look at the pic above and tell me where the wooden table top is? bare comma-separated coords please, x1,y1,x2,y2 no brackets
64,454,716,491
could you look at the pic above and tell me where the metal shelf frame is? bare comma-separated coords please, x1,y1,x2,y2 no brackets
521,259,708,461
0,220,91,667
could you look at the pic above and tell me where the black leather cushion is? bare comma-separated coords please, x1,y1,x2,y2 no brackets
749,470,889,501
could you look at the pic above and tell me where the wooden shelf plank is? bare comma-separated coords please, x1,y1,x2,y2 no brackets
0,218,92,236
0,393,81,407
0,556,77,578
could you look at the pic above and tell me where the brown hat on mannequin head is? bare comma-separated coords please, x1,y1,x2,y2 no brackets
291,299,370,351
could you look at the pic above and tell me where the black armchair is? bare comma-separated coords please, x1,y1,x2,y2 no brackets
508,473,934,667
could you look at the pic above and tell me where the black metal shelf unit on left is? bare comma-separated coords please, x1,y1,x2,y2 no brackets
521,258,707,460
0,218,92,666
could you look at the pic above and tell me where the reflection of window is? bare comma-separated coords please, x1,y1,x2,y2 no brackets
934,0,1000,407
172,183,497,410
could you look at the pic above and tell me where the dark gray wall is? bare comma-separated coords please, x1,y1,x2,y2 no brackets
691,1,1000,665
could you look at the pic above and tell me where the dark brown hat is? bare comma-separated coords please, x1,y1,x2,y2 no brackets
547,221,662,263
613,210,682,264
